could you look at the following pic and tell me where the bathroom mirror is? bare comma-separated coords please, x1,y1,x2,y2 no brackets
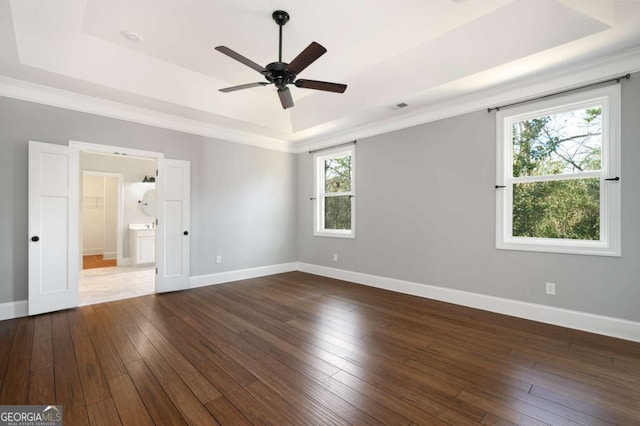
141,189,156,216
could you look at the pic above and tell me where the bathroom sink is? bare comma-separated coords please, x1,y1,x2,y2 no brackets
129,223,154,230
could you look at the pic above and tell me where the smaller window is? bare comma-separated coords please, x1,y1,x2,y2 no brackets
314,147,355,238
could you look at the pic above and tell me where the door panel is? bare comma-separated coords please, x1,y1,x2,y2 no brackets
164,200,184,276
40,197,69,293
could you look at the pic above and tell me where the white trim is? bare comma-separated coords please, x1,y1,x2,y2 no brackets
293,47,640,153
82,248,104,256
1,263,296,320
296,263,640,343
0,76,293,153
0,300,28,321
190,262,298,288
71,140,165,159
1,48,639,154
72,141,160,294
6,263,639,342
102,252,116,260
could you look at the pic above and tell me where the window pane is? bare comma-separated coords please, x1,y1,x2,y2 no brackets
325,156,351,193
512,178,600,240
324,196,351,230
512,107,602,177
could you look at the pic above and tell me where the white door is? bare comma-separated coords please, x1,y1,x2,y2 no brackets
156,158,190,292
28,141,79,315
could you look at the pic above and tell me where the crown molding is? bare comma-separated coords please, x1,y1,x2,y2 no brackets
1,47,640,155
0,76,296,153
292,47,640,153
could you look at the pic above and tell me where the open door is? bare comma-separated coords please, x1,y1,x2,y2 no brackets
156,158,190,292
28,141,79,315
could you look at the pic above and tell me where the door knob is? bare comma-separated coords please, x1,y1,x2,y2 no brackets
183,231,189,236
31,236,40,242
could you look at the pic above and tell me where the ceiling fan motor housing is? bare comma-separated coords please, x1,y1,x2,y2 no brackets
263,62,295,89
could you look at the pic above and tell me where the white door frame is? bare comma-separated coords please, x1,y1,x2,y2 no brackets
70,140,164,293
82,171,124,265
70,140,165,161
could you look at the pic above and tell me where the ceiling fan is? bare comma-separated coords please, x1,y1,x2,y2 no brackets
215,10,347,109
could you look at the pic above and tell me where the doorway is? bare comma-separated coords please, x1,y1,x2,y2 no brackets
29,140,191,315
81,171,121,269
79,162,156,305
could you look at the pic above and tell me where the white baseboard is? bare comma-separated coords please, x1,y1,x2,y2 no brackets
117,257,130,266
7,261,638,343
0,300,28,321
297,263,640,343
83,248,103,256
1,262,296,321
190,262,298,289
103,251,116,260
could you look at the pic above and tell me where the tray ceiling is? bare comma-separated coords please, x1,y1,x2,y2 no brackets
1,0,640,150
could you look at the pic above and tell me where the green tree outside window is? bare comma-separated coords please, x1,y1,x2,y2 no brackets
511,107,602,240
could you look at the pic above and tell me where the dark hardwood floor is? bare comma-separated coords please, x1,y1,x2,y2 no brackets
83,255,117,270
1,271,639,425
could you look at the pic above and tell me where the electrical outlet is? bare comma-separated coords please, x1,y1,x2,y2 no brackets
333,253,338,262
216,255,222,264
545,282,556,295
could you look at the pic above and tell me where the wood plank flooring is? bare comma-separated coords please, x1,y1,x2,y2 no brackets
83,255,117,270
1,271,639,425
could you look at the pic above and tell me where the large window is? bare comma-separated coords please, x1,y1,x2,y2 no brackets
496,85,621,256
314,146,355,238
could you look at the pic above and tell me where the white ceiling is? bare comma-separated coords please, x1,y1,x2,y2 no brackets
1,0,640,151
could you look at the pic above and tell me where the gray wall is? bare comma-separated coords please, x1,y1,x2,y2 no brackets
2,74,638,323
0,96,297,304
298,74,640,322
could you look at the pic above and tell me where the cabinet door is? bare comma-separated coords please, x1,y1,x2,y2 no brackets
137,233,156,264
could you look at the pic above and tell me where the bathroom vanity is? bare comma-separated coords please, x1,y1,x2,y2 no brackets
129,224,155,266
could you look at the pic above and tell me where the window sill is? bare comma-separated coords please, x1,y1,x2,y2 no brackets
497,238,620,257
314,230,355,239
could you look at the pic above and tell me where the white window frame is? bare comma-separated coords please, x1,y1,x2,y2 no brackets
496,85,621,256
314,146,356,238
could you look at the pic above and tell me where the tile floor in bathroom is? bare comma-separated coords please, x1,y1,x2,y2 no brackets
79,265,155,305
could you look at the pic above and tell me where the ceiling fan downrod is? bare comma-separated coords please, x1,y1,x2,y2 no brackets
272,10,290,63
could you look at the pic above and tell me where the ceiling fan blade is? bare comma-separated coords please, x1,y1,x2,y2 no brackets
286,42,327,75
278,87,294,109
295,79,347,93
215,46,266,73
219,82,269,93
